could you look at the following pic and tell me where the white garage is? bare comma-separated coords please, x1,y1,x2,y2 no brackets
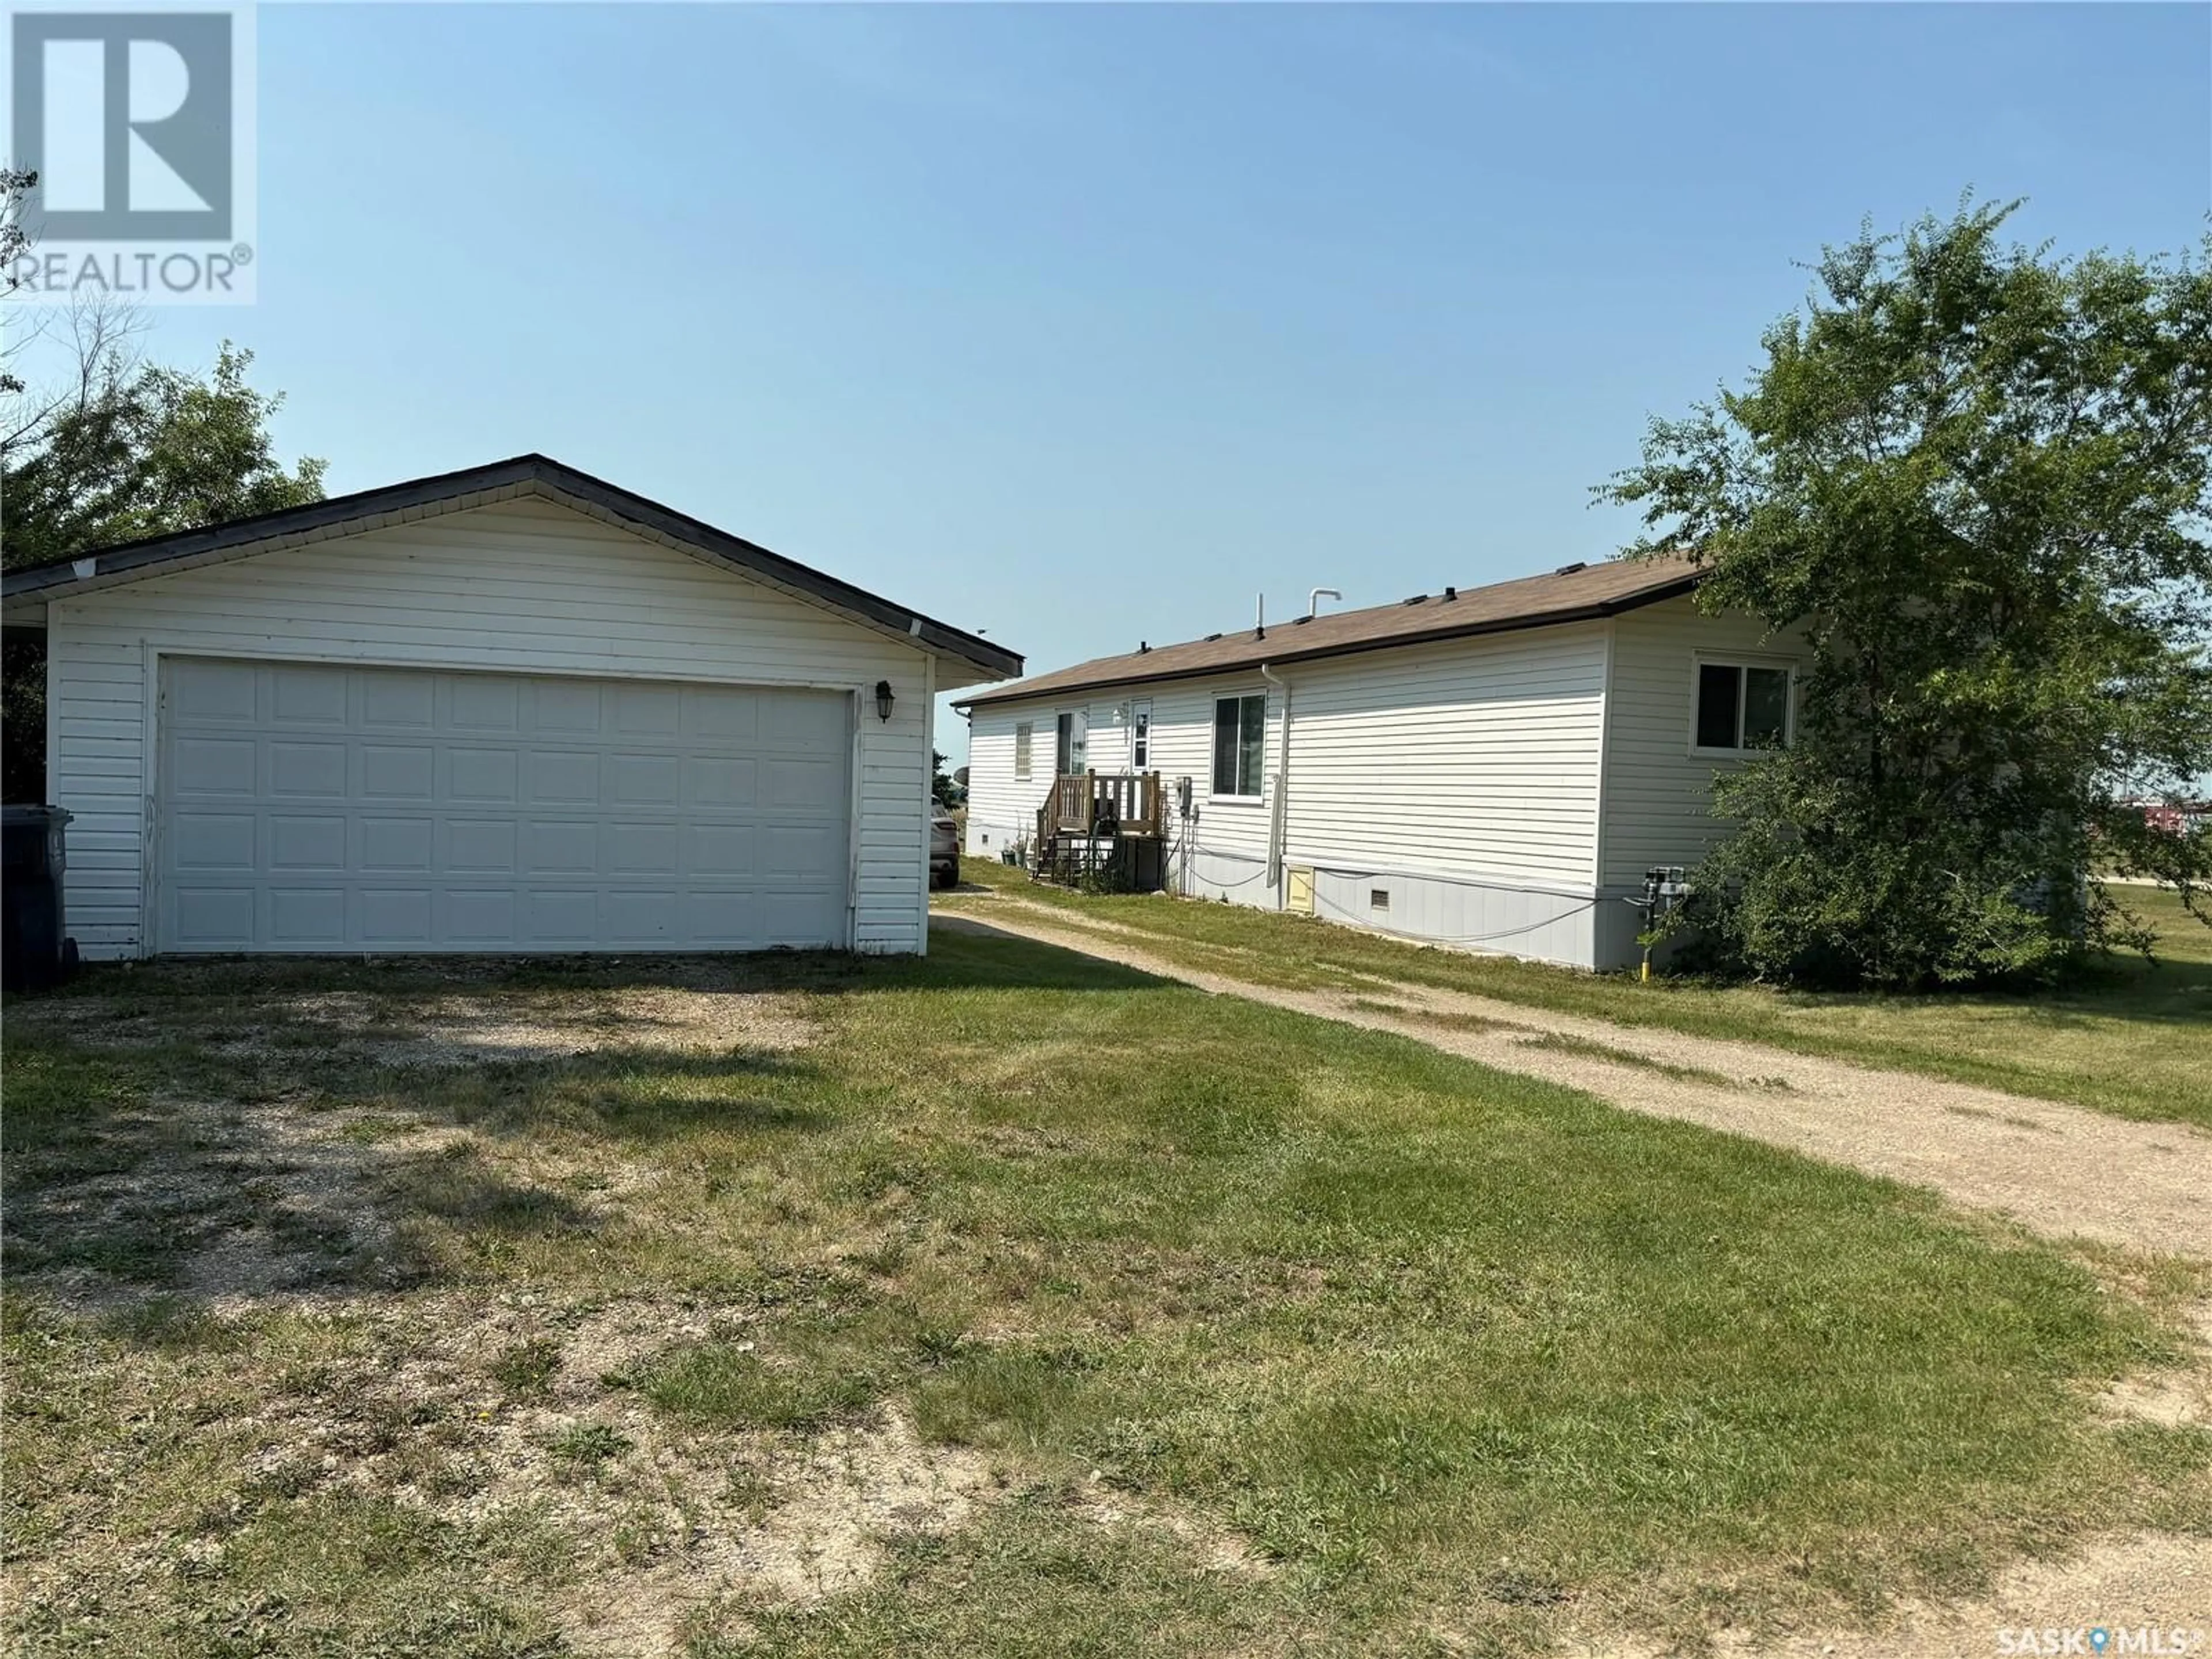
2,455,1021,959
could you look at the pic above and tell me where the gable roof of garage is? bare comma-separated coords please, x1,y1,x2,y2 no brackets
957,554,1699,708
0,453,1024,681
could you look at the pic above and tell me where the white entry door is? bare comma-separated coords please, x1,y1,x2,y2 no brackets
156,658,853,952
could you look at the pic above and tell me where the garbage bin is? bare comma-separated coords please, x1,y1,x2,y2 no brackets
3,805,77,992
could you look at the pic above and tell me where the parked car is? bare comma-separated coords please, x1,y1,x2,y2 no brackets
930,811,960,889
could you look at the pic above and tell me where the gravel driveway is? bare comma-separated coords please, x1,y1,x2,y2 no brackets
936,907,2211,1260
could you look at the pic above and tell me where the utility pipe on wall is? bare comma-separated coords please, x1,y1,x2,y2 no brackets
1259,662,1291,896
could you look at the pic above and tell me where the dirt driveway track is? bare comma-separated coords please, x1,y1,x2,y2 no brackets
935,905,2212,1260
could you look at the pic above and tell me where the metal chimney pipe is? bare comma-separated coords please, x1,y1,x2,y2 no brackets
1255,593,1265,640
1308,587,1342,619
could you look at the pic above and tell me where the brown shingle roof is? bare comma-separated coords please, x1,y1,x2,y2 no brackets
958,554,1699,709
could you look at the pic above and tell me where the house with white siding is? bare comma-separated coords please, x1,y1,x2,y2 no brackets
957,556,1803,971
1,454,1021,959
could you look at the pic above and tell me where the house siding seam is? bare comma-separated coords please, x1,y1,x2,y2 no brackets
46,497,937,958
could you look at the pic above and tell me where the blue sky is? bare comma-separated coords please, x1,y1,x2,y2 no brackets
31,2,2212,762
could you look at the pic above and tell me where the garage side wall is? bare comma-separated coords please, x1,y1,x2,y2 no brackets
46,498,935,957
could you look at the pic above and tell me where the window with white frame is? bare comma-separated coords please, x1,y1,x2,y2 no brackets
1211,694,1267,798
1013,721,1033,781
1131,699,1152,771
1694,660,1793,753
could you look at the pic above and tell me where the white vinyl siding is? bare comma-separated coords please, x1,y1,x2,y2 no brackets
1599,595,1808,891
1274,626,1607,892
964,628,1606,906
45,497,937,957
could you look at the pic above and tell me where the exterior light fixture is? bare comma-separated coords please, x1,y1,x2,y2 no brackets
874,680,895,722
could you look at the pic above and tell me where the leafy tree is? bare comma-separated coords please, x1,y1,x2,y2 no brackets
931,749,961,808
3,341,325,799
1603,200,2212,987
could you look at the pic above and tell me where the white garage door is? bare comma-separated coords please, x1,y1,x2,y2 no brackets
156,658,853,952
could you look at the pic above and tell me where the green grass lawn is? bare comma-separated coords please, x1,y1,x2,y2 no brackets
3,936,2205,1657
944,862,2212,1127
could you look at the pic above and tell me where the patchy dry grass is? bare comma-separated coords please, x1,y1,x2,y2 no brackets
946,864,2212,1127
3,937,2207,1657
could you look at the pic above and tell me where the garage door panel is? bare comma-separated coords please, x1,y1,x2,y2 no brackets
529,750,600,804
690,756,756,808
609,753,680,806
763,756,844,814
525,889,599,942
361,817,434,872
272,667,350,726
687,889,760,942
449,748,520,802
449,819,519,873
609,821,681,876
605,889,681,944
448,890,518,943
270,815,347,871
270,741,349,798
451,677,521,731
174,736,257,796
361,675,434,729
614,684,681,738
361,744,434,800
360,889,433,944
525,820,598,874
270,887,347,945
687,687,759,743
535,681,603,734
160,661,855,952
176,887,255,945
172,812,256,870
171,659,258,722
688,824,753,876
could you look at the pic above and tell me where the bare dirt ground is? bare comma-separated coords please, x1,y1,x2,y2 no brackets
2,983,1263,1656
935,903,2212,1260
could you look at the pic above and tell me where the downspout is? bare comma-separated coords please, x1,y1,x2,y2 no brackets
1259,662,1291,897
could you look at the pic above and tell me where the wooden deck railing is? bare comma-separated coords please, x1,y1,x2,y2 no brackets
1042,771,1163,838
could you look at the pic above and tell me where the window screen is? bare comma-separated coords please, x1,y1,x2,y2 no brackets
1013,722,1033,781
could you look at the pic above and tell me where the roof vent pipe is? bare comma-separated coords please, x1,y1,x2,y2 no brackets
1308,587,1341,619
1255,593,1265,641
1443,586,1457,600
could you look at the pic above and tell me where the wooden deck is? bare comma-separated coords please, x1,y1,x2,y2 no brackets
1032,771,1167,891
